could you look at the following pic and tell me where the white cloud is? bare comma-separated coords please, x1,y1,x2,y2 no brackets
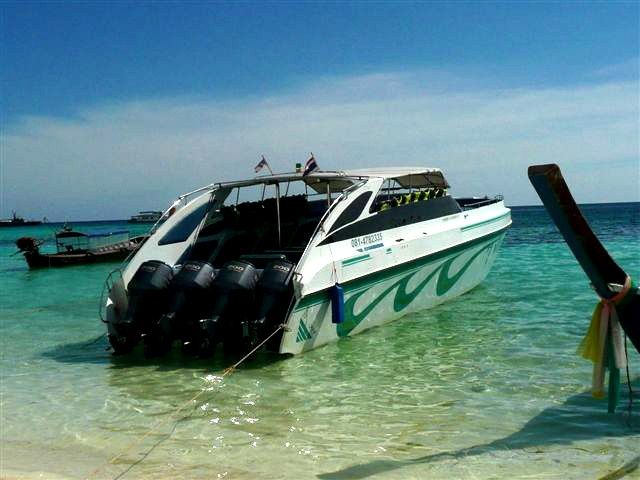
2,71,638,220
591,57,639,79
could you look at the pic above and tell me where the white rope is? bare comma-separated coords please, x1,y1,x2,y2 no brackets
86,323,287,480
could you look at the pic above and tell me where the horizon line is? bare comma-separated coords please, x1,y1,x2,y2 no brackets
13,199,639,224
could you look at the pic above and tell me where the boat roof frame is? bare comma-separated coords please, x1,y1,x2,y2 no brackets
179,167,449,199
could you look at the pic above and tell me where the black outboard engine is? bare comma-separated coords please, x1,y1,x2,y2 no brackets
15,237,40,254
190,259,259,357
109,260,174,354
143,260,216,357
252,259,295,348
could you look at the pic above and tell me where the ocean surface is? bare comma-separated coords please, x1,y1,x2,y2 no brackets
1,204,639,480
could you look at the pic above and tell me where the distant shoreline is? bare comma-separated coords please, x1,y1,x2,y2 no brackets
7,200,636,224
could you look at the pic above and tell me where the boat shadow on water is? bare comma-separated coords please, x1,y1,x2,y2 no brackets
41,333,286,372
318,380,640,480
107,348,287,373
41,335,113,365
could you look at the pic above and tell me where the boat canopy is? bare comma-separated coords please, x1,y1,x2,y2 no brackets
55,230,88,239
56,229,129,239
340,167,450,189
203,167,450,195
55,229,129,253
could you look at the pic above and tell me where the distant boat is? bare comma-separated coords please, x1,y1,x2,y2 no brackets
0,211,42,227
128,211,162,223
15,227,147,269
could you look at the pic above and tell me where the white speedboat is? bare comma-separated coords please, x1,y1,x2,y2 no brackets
102,167,511,357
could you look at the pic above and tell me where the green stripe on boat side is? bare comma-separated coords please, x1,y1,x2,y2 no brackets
336,232,503,337
293,226,508,312
296,320,313,342
293,292,329,311
461,212,511,232
341,254,371,267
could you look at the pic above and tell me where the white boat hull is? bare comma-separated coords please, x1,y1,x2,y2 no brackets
280,227,507,353
101,166,511,357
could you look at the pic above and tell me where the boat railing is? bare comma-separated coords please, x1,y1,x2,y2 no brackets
178,183,217,201
99,268,123,323
458,195,504,210
148,186,217,235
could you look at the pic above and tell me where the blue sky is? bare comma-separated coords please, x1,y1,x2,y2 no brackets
1,1,639,220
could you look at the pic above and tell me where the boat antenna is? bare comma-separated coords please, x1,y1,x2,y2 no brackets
326,181,331,207
275,182,282,247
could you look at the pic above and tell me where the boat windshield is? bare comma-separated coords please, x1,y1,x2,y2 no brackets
158,202,211,246
185,178,341,267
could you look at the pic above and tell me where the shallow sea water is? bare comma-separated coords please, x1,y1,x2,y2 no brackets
1,205,639,480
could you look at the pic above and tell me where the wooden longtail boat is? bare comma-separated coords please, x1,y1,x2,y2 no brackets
16,228,146,269
528,164,638,352
529,163,638,413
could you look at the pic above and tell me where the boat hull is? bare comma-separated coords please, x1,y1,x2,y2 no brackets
20,236,146,269
23,249,132,269
101,169,510,357
280,228,507,353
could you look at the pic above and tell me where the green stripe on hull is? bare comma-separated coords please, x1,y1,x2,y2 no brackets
337,233,502,337
341,254,371,267
294,226,508,313
461,212,511,232
296,320,313,342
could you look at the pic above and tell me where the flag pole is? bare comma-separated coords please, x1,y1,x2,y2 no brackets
262,155,274,175
275,182,281,247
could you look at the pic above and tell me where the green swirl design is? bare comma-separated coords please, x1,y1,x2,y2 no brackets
336,238,499,337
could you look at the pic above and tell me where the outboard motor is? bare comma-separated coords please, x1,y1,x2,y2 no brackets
252,259,295,348
15,236,41,254
109,260,173,354
190,259,258,357
144,260,216,357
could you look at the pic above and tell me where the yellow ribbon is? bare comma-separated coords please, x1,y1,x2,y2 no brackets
577,276,632,398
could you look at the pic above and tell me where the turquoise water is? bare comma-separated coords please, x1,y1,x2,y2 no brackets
1,205,638,479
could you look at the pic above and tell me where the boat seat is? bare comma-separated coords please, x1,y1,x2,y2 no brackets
239,253,288,268
213,231,260,266
287,220,318,248
263,249,304,262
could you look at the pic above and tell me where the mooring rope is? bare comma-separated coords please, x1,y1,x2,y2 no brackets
597,454,640,480
86,323,287,480
623,334,634,427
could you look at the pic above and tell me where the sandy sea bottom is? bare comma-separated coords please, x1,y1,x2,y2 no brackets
1,205,639,479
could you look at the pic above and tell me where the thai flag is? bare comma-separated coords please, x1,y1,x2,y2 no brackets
302,154,318,176
254,155,272,174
